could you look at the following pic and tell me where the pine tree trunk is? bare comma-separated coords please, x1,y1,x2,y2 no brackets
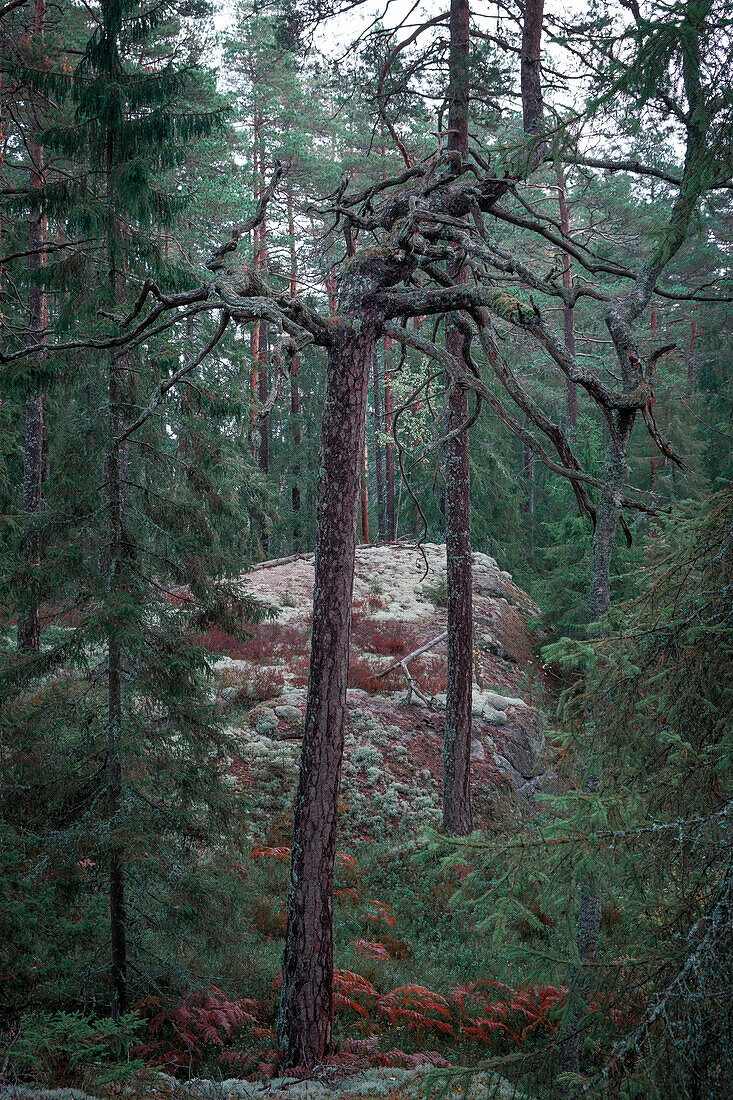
107,632,127,1021
649,308,658,489
384,340,395,541
560,423,631,1089
372,351,386,541
103,124,128,1023
556,164,578,433
360,438,369,543
107,359,128,1021
687,314,697,393
257,206,270,480
17,5,47,652
250,125,260,455
288,182,301,544
258,319,269,477
442,0,473,837
18,395,44,651
522,428,536,556
278,308,378,1068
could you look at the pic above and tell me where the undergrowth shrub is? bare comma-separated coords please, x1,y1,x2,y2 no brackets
198,621,310,662
7,1011,143,1088
410,655,448,696
348,656,401,694
133,987,264,1073
351,619,423,657
218,664,285,705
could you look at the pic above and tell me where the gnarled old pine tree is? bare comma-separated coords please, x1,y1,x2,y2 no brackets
4,0,729,1072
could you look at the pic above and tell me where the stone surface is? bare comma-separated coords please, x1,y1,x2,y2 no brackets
251,706,279,735
481,704,508,726
274,704,302,724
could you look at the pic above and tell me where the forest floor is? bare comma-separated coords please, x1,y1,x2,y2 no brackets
0,1065,533,1099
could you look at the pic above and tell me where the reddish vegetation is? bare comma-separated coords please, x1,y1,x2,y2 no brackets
352,938,392,960
197,621,310,662
365,900,397,928
351,618,423,657
409,654,448,695
130,939,571,1078
347,656,401,694
133,987,264,1071
250,895,288,938
499,606,535,667
325,1036,450,1070
242,666,286,702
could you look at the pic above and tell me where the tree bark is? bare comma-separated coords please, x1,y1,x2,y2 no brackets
372,351,386,541
17,2,47,653
278,304,379,1068
250,129,260,456
288,181,301,544
103,120,127,1023
442,0,473,836
687,314,697,393
107,352,127,1021
257,203,270,480
107,630,127,1021
383,338,395,540
360,438,370,542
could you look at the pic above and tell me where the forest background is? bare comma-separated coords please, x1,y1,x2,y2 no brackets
0,0,731,1096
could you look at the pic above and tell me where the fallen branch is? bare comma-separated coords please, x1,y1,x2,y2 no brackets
248,552,314,572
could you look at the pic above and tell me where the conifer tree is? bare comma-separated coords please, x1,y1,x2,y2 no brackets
1,0,269,1018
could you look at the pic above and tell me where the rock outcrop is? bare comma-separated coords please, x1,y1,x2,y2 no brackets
214,543,550,834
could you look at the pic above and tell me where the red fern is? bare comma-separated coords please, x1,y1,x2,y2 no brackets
352,939,392,960
449,979,565,1046
333,969,380,1018
365,899,397,928
376,986,454,1036
335,887,360,905
134,987,263,1071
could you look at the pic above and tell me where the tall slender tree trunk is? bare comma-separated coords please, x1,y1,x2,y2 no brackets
522,429,535,556
649,308,658,489
588,422,633,622
288,181,301,545
687,313,697,393
250,124,260,456
106,354,127,1022
442,0,473,836
560,419,633,1089
360,438,370,542
372,352,386,541
104,128,127,1023
556,164,578,433
17,0,47,653
383,338,395,540
257,199,270,479
278,303,379,1068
